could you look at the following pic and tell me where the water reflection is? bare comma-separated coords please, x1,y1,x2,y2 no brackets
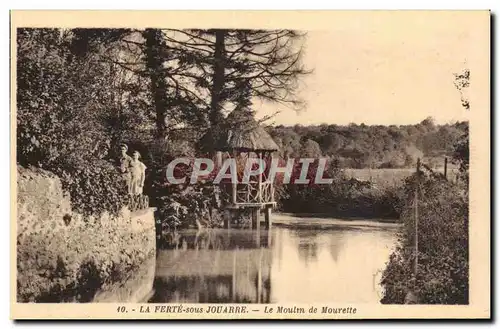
94,255,156,303
149,220,397,304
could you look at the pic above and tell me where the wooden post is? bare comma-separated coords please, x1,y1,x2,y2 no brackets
269,152,275,204
223,209,231,229
232,246,237,300
264,206,272,229
216,151,223,168
232,150,237,205
257,248,262,303
258,152,263,203
444,157,448,180
251,208,260,230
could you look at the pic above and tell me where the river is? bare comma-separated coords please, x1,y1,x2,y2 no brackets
147,214,399,304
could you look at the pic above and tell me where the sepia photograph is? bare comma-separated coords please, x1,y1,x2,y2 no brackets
10,10,490,319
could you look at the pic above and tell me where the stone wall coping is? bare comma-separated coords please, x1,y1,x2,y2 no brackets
130,207,157,217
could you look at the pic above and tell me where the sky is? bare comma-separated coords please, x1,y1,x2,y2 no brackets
255,11,487,126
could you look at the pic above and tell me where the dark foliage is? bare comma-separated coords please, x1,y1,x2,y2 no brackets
277,159,404,219
16,28,129,216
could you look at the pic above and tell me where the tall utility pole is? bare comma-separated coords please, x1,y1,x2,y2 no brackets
415,158,420,277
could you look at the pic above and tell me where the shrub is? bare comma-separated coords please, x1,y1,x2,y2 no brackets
16,28,129,217
380,171,468,304
278,161,404,219
57,160,128,217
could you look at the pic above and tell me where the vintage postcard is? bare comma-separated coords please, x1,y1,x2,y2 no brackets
10,10,490,320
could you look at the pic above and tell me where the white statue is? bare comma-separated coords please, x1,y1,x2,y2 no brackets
129,150,147,195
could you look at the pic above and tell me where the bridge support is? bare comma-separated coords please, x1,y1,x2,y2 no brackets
251,208,260,230
264,207,272,230
223,209,231,229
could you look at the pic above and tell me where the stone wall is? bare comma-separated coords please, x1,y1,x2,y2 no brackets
16,166,156,303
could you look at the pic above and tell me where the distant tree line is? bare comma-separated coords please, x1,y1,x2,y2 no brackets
267,118,468,169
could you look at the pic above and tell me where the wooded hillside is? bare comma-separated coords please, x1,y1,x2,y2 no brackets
267,119,467,169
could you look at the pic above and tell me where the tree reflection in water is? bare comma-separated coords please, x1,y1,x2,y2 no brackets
289,228,347,265
151,228,272,303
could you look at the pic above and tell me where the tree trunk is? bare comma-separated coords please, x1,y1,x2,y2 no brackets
210,29,226,128
144,29,168,139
